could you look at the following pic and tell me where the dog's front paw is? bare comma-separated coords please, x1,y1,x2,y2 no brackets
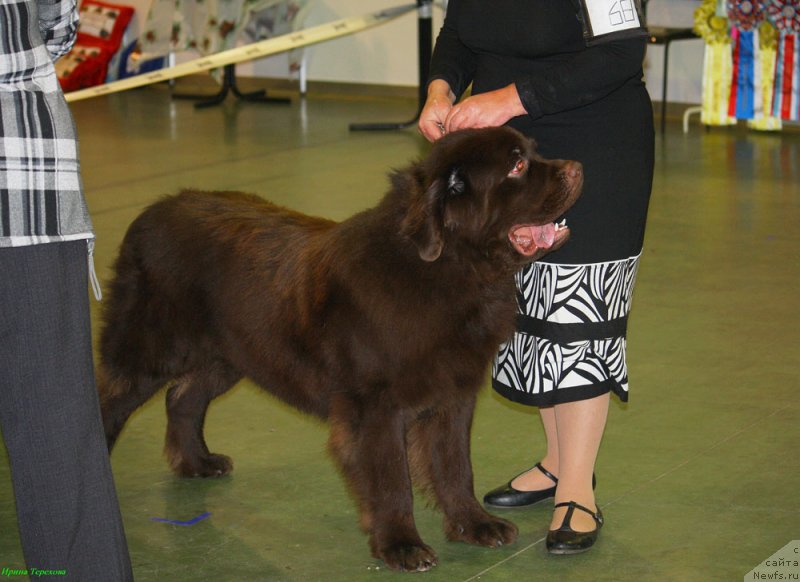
374,541,438,572
173,453,233,478
446,514,519,547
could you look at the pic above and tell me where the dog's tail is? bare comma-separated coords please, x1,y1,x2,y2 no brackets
96,211,177,451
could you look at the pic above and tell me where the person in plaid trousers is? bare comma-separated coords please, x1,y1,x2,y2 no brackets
0,0,132,578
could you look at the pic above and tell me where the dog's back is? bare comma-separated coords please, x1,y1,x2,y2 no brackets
102,191,325,366
97,190,336,455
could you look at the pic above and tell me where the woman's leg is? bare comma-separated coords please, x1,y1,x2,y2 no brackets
510,406,559,490
549,392,610,531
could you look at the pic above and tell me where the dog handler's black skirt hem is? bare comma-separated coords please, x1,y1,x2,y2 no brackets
492,256,641,408
492,377,627,407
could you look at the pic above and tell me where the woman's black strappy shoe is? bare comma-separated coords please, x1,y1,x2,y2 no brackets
483,464,597,508
483,462,559,508
546,501,604,555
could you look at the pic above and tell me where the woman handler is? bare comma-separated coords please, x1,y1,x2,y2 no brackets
419,0,654,554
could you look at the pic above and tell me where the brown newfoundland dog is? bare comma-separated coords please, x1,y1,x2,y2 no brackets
97,126,582,572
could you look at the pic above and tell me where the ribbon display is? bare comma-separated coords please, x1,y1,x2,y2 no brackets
694,0,788,127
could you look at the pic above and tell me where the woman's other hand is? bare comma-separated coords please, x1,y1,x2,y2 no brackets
419,80,455,142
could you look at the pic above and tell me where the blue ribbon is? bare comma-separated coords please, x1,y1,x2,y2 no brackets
735,29,757,118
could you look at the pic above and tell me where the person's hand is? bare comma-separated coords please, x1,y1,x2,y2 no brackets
444,84,525,133
419,80,455,142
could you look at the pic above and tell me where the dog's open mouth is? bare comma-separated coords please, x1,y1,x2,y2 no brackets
509,220,569,256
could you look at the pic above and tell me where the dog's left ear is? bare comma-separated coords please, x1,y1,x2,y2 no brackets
401,166,467,262
401,176,446,262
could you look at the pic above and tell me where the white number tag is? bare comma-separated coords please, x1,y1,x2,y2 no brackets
576,0,647,45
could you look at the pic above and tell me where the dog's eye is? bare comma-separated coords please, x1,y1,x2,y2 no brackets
508,159,528,177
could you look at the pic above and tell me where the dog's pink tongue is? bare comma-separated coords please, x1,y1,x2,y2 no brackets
510,224,556,256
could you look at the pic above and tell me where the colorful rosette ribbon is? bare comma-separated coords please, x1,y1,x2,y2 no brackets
696,0,732,42
728,0,767,29
766,0,800,120
695,0,737,124
766,0,800,30
728,0,767,118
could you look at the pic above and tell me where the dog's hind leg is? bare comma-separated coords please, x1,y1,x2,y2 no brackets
407,397,518,548
97,363,168,452
164,361,241,477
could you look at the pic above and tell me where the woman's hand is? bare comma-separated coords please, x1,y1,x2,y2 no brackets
444,84,526,133
419,80,455,142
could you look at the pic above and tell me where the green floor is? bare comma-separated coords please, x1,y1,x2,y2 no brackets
1,83,798,581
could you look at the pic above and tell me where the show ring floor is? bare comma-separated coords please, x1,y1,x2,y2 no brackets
1,83,798,581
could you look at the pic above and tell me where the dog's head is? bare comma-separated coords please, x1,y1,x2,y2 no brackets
400,126,582,267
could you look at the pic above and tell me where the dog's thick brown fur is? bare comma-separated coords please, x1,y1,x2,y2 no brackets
97,126,582,572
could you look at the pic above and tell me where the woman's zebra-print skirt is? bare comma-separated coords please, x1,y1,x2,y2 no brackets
492,254,641,407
